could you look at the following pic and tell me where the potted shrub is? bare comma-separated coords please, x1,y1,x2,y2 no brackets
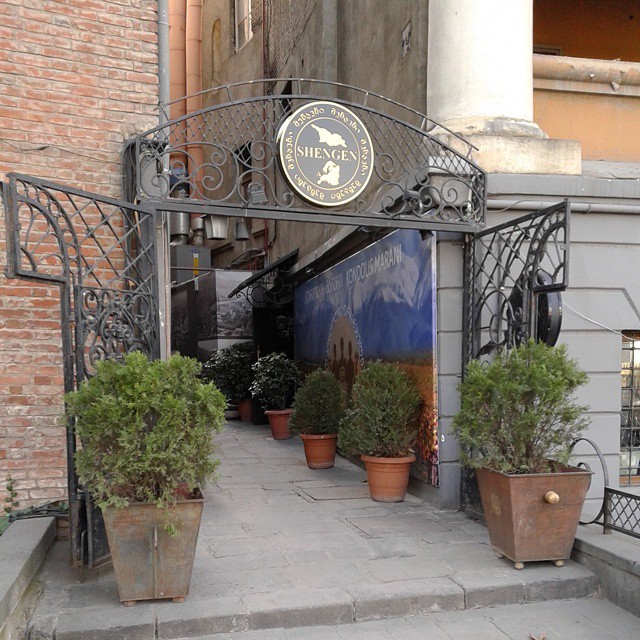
250,352,301,439
452,339,591,569
338,361,421,502
64,352,226,605
289,369,345,468
202,342,254,421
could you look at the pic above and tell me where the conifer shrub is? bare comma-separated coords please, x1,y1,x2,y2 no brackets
338,361,421,458
289,369,345,436
65,352,226,511
452,339,589,474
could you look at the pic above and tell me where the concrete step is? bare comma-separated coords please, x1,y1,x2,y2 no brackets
171,597,640,640
34,560,599,640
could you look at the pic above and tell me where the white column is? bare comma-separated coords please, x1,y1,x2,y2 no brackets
428,0,544,138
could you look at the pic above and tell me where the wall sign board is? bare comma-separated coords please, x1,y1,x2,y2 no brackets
277,101,374,207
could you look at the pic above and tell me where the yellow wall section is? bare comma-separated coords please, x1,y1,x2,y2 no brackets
534,0,640,63
534,90,640,162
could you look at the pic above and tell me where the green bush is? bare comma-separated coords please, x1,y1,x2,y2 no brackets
65,353,226,512
289,369,345,436
452,340,589,474
338,361,421,458
201,342,254,401
250,352,301,410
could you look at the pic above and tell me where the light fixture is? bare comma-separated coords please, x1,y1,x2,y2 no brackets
204,214,228,240
234,218,250,241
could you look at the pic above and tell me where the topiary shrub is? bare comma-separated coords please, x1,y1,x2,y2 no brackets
201,341,254,401
289,369,345,436
249,352,301,410
452,339,589,474
338,361,421,458
65,352,226,512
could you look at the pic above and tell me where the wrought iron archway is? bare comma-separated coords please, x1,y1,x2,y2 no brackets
132,78,487,233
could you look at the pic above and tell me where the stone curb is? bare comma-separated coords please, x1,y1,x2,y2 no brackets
0,517,56,638
52,564,599,640
573,525,640,617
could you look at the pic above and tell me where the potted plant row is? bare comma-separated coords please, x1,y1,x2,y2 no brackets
289,369,345,468
65,352,226,605
453,339,591,569
250,352,301,439
339,361,422,502
201,341,254,421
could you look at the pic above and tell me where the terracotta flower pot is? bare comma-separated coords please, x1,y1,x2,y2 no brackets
361,454,416,502
476,464,593,568
264,409,293,439
236,399,253,422
300,433,338,469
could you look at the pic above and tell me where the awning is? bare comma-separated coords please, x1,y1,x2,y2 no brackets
227,249,299,303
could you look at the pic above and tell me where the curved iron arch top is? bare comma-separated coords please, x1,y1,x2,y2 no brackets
134,78,487,231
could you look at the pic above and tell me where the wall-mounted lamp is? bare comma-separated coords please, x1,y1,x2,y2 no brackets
234,218,250,241
204,213,228,240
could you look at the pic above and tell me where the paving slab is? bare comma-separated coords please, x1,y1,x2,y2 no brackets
26,422,609,639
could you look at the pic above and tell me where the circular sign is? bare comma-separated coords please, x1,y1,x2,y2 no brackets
277,101,374,207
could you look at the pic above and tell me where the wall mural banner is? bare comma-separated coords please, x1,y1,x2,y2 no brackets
295,229,438,486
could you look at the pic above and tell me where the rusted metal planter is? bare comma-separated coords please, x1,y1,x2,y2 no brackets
476,465,592,569
102,490,204,605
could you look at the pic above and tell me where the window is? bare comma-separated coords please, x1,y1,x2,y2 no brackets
620,334,640,485
234,0,252,51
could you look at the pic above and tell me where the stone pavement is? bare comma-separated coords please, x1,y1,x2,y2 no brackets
25,421,638,639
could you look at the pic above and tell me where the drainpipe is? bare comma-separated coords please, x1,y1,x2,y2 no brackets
158,0,171,359
322,0,337,84
158,0,170,125
486,199,640,215
169,0,187,121
186,0,203,191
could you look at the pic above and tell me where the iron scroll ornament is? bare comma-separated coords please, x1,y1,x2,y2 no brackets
134,79,486,233
465,201,569,363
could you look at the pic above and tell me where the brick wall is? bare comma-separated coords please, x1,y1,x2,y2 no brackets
0,0,159,507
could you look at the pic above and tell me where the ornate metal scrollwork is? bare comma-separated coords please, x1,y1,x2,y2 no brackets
5,174,159,382
134,79,486,232
464,201,569,363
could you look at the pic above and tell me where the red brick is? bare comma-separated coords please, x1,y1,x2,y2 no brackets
0,0,158,509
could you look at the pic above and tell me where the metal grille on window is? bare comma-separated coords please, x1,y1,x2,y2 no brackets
621,333,640,486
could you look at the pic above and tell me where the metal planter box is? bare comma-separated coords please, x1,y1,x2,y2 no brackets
102,490,204,605
476,465,592,568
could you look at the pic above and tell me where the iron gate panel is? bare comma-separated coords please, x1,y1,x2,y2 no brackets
134,79,486,232
464,201,570,365
3,173,159,568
